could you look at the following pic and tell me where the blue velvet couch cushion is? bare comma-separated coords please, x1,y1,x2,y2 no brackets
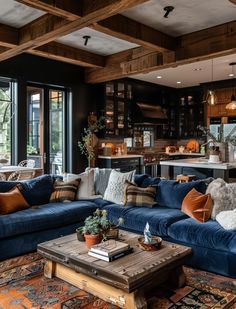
156,179,207,209
141,176,161,188
0,200,97,239
134,174,150,186
0,174,58,206
168,218,236,253
103,204,188,236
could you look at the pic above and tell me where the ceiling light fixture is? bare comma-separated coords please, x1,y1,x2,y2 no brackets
226,62,236,110
206,59,217,106
193,68,202,71
83,35,91,46
156,76,162,79
163,6,174,18
176,81,181,84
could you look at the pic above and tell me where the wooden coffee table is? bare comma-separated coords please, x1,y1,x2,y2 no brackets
38,231,192,309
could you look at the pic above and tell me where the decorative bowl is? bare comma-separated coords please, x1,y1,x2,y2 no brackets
138,236,162,251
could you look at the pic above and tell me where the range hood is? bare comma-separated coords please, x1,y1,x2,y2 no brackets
131,102,168,125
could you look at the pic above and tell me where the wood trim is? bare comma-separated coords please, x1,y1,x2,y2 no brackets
0,0,149,62
93,14,176,52
17,0,82,20
229,0,236,4
31,42,105,68
85,21,236,83
0,23,18,48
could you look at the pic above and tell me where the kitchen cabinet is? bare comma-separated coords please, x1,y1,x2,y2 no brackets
103,81,133,137
178,87,204,138
97,155,144,173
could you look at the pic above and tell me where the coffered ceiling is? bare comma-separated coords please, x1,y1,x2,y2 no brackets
0,0,235,88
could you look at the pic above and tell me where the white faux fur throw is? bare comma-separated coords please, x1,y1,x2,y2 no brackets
206,178,236,219
216,209,236,230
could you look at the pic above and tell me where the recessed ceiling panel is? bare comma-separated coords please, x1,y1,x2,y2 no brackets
56,27,139,56
133,54,236,88
0,0,45,28
123,0,236,37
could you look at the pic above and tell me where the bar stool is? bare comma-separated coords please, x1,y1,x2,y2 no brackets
176,174,196,183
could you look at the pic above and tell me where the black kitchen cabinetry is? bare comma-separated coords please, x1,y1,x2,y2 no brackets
178,87,204,138
97,156,144,173
102,80,133,137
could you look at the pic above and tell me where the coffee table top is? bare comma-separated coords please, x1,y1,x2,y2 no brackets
38,231,192,292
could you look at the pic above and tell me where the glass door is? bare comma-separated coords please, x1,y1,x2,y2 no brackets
27,86,66,174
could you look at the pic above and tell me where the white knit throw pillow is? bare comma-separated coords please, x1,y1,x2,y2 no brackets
206,178,236,219
216,209,236,230
104,169,136,204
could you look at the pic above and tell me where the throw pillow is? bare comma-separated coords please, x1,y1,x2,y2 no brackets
124,181,157,208
0,185,30,215
50,178,80,203
104,169,136,205
206,178,236,219
216,209,236,230
156,179,207,209
66,169,98,199
181,188,213,223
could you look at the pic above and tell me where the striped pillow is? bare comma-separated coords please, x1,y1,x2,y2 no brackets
50,179,80,203
124,181,157,208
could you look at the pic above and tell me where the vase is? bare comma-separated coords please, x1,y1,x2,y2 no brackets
215,142,228,162
84,234,101,248
76,228,85,242
103,226,119,240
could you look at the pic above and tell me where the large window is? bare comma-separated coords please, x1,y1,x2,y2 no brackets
0,78,16,164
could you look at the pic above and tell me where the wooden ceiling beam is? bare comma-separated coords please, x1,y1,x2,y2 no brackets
30,42,105,67
0,0,149,62
85,20,236,83
17,0,82,21
0,24,18,48
17,0,176,52
93,14,176,52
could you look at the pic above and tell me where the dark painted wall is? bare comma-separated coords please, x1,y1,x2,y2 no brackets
0,53,94,172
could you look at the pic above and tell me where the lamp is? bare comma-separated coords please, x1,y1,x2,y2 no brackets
206,59,217,106
226,62,236,110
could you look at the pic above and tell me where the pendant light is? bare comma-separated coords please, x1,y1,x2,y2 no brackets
206,59,217,106
226,62,236,110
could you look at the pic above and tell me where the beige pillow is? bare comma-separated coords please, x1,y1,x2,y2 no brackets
66,169,100,199
50,179,80,203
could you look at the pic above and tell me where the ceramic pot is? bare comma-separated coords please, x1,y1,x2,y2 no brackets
76,228,85,242
105,226,119,240
84,234,101,248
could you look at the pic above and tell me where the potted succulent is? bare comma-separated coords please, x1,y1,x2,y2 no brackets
100,209,124,240
82,211,101,248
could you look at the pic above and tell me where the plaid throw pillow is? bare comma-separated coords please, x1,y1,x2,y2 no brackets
50,179,80,203
124,181,157,208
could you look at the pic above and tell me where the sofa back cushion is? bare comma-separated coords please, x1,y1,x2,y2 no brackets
181,188,213,222
21,174,55,206
0,185,30,215
157,179,207,209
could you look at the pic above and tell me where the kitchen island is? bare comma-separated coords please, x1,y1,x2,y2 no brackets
160,158,236,182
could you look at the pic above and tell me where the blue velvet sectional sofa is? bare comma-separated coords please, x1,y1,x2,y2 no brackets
1,174,236,279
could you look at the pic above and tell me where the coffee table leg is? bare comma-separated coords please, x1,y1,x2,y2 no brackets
127,290,147,309
168,266,186,288
44,260,56,279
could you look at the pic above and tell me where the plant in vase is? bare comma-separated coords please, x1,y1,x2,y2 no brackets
78,115,105,168
82,210,101,248
100,209,124,241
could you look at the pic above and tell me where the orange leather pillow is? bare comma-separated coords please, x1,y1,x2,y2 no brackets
181,188,213,223
0,186,30,215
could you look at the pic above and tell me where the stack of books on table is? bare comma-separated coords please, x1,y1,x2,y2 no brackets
88,240,133,262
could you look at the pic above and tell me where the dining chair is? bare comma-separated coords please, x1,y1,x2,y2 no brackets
18,159,36,168
7,170,35,181
0,173,6,181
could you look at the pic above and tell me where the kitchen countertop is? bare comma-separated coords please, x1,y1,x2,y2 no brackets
163,152,204,156
98,154,143,159
160,158,236,170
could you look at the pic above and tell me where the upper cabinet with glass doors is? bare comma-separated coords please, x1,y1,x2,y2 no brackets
104,81,133,137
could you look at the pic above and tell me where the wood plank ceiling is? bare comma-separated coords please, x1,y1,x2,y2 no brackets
0,0,235,84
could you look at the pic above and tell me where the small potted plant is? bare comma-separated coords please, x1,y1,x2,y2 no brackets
100,209,124,240
82,211,101,248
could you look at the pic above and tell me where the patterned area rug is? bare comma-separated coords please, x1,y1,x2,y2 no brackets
0,252,236,309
